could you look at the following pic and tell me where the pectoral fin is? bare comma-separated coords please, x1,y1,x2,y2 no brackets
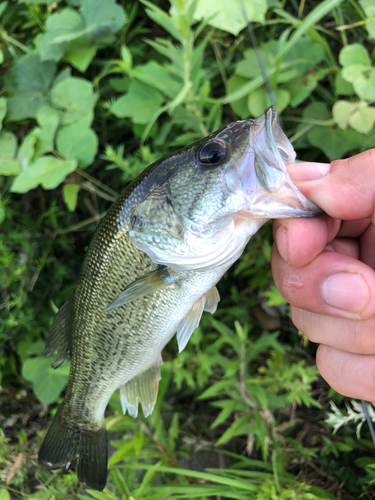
176,295,206,353
45,296,73,369
119,356,162,418
104,267,178,312
204,286,220,314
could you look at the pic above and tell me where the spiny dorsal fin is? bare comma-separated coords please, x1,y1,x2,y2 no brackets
204,285,220,314
45,296,73,369
104,267,178,312
119,356,162,418
176,295,206,353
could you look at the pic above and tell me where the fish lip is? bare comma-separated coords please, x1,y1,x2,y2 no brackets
239,106,322,218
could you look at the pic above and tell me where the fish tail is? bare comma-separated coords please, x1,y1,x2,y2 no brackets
38,406,108,491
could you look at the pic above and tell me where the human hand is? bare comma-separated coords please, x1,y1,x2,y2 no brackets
272,150,375,401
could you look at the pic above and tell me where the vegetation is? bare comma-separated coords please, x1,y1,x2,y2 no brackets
1,0,375,498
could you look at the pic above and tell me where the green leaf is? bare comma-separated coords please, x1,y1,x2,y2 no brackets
64,38,97,72
51,76,97,124
56,119,98,168
0,97,6,130
132,61,182,98
332,100,353,129
339,43,371,68
39,8,84,62
6,92,49,121
8,54,56,94
0,489,11,500
359,0,375,39
6,55,56,121
193,0,267,36
110,80,164,124
0,131,22,176
348,103,375,134
263,285,287,307
17,130,38,170
81,0,127,41
215,414,254,446
22,356,70,406
63,183,80,212
11,156,77,193
334,71,355,96
35,106,61,156
308,127,364,160
226,75,250,119
248,87,290,117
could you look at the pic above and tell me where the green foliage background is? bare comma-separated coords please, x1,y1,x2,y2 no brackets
1,0,375,498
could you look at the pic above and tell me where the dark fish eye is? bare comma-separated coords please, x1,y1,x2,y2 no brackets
198,140,228,166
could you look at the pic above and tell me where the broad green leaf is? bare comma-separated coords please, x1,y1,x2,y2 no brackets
35,106,61,156
132,61,182,99
193,0,267,36
332,100,353,129
56,119,98,168
121,45,132,71
63,183,80,212
348,103,375,134
339,43,371,68
110,80,164,124
17,130,38,170
22,356,70,406
248,87,290,117
227,75,251,119
0,489,11,500
11,156,77,193
81,0,127,41
51,77,97,124
0,97,6,130
6,91,48,121
360,0,375,39
342,65,375,101
334,71,355,96
308,127,364,160
64,39,97,72
8,54,56,94
39,8,83,62
0,131,22,176
0,48,3,65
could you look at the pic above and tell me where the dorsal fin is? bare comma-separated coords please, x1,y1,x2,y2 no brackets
119,356,162,418
45,296,73,369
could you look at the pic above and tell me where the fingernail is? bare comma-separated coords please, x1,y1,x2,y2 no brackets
288,162,330,181
276,225,289,262
321,273,369,313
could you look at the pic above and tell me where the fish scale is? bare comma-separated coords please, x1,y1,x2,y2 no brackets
38,108,322,490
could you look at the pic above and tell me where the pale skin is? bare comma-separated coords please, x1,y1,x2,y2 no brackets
271,149,375,402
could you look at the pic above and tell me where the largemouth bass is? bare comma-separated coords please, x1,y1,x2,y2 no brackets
38,107,321,490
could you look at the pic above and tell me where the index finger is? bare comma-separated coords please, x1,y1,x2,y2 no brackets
288,150,375,222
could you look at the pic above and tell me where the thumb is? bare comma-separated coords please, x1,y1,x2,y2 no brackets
287,150,375,221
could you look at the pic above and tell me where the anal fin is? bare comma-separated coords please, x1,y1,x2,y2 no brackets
119,356,162,418
104,267,178,312
45,295,73,369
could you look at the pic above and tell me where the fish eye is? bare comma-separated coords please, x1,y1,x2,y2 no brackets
198,140,228,166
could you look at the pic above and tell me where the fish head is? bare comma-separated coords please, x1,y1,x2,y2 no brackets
129,106,322,272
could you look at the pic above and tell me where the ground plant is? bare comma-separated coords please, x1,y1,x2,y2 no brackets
1,0,375,498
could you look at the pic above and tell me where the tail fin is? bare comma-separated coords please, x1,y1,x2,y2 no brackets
38,406,108,491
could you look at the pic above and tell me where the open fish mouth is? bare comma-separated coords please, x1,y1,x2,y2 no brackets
241,106,323,219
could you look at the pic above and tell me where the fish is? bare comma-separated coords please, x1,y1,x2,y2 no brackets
38,106,321,491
